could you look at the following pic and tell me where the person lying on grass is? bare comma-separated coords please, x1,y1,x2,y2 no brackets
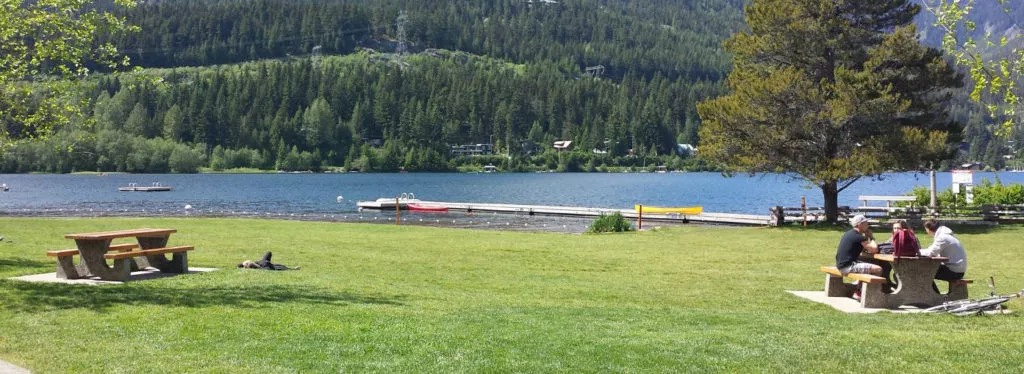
237,251,300,270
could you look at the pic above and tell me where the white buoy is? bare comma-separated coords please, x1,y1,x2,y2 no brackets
337,195,344,203
185,204,192,210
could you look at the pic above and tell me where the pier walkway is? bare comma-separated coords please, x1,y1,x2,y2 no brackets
356,200,770,226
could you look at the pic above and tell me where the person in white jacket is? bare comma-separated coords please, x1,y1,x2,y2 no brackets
921,219,968,281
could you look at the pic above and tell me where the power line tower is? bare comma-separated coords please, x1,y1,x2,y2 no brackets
396,11,408,56
311,45,322,70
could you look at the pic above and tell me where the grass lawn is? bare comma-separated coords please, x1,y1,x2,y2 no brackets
1,218,1022,373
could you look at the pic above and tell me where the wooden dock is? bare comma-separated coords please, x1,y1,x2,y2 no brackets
118,183,172,192
356,199,771,226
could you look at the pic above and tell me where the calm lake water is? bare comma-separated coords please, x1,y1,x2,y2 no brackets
3,172,1022,218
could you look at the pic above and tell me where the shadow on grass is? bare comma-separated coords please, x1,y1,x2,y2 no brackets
778,221,1006,234
0,257,49,272
0,280,405,313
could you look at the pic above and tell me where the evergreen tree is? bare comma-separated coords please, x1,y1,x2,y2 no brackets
697,0,963,222
124,103,149,137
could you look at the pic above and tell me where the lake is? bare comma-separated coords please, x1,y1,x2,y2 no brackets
3,172,1021,219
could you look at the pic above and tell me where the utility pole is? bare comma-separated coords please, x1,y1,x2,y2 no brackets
311,45,322,70
396,11,408,56
929,163,938,217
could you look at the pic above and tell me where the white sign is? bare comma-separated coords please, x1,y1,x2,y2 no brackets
952,169,973,185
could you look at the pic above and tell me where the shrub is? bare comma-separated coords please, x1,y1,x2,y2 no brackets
588,212,634,233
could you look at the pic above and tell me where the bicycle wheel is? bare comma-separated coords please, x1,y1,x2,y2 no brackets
949,297,1011,315
922,299,977,313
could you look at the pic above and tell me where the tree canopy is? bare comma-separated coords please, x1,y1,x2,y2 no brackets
0,0,137,149
923,0,1024,135
697,0,964,222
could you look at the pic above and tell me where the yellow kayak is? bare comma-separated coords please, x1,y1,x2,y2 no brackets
634,205,703,215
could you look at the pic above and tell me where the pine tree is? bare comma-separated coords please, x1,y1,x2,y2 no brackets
697,0,963,222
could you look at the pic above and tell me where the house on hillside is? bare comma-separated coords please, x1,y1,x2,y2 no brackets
553,140,573,152
675,144,697,157
959,162,983,171
521,140,539,156
450,143,494,156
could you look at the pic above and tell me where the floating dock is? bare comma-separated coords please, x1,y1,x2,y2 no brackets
356,199,771,226
118,183,172,192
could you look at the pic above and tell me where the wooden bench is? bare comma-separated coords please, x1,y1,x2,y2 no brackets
858,195,917,208
104,246,194,275
945,279,973,300
103,246,194,260
47,243,141,278
820,266,888,308
46,243,139,257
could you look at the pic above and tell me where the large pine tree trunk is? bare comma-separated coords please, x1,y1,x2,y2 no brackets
822,181,840,223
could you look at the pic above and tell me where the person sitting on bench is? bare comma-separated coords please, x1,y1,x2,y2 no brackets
238,251,300,270
835,215,884,299
921,219,967,282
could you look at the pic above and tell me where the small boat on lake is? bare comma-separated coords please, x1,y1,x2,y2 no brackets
407,203,449,212
119,182,172,192
634,205,703,215
1,183,8,192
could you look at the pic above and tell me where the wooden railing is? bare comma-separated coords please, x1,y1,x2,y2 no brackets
768,204,1024,226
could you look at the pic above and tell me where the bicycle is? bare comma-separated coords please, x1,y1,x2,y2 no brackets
922,277,1023,316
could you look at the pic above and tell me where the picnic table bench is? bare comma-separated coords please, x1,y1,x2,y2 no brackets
52,228,193,281
820,255,972,309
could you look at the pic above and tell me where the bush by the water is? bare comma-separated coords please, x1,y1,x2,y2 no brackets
589,212,634,233
907,177,1024,207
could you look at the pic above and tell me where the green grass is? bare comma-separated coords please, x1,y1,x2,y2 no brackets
1,218,1022,372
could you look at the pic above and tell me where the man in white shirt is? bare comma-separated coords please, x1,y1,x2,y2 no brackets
920,219,968,281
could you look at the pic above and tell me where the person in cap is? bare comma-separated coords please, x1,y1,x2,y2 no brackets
835,215,884,295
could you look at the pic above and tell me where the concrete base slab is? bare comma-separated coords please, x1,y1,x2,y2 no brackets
788,290,923,314
0,359,30,374
7,267,217,285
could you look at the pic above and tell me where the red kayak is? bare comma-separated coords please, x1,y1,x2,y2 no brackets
407,203,449,212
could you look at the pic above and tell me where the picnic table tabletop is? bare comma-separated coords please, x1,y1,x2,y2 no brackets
871,254,948,262
64,228,177,240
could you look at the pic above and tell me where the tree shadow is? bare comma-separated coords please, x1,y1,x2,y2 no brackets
0,279,406,313
0,257,49,272
779,220,1005,234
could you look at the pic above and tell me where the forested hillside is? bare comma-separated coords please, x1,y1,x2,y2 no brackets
2,0,742,173
3,0,1021,173
109,0,743,81
914,0,1024,170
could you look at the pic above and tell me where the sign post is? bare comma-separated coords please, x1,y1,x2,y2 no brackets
952,169,974,204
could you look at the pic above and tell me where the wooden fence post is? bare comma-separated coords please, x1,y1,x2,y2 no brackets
638,204,643,230
770,206,785,227
801,196,807,227
982,205,998,221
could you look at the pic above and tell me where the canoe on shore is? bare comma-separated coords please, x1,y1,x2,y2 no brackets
407,203,449,212
634,205,703,215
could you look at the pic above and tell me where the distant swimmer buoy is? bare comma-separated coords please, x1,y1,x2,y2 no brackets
337,195,344,203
